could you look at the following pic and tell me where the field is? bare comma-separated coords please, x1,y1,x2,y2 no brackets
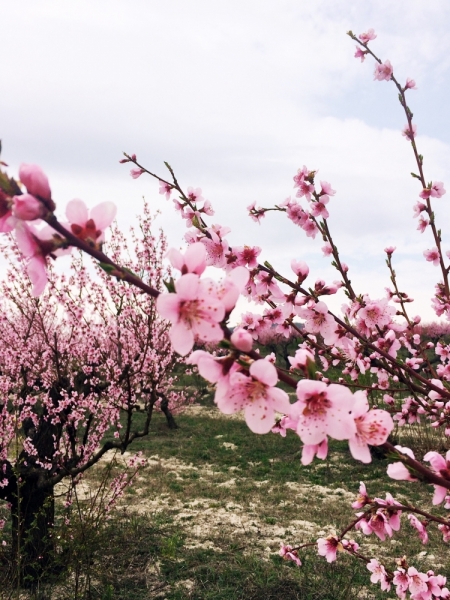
3,399,448,600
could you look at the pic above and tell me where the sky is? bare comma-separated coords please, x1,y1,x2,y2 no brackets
2,0,450,322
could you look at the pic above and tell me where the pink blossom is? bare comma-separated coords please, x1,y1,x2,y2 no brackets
230,328,253,352
66,199,117,244
348,391,394,463
292,380,356,445
413,201,427,217
374,60,393,82
402,123,417,141
296,301,338,345
320,181,335,196
384,246,396,255
186,187,203,202
322,242,333,256
12,194,46,221
159,180,172,200
424,247,440,266
405,78,417,90
387,446,418,481
301,438,328,465
417,216,429,233
232,245,261,269
19,164,51,200
354,46,366,62
279,544,301,566
408,514,429,544
430,181,446,198
358,298,395,330
130,168,145,179
359,28,377,43
201,230,228,268
296,180,314,200
310,196,329,219
288,348,315,371
166,242,207,275
367,559,391,591
215,359,291,434
156,273,226,356
291,259,309,282
393,568,409,597
302,216,319,238
317,535,342,563
14,222,50,296
352,481,370,509
423,450,450,505
407,567,428,596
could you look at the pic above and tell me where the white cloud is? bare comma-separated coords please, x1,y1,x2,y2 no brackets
2,0,450,322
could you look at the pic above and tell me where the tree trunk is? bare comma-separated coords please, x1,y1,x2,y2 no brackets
10,476,55,586
159,394,178,429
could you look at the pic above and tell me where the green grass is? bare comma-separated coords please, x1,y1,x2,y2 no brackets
2,406,449,599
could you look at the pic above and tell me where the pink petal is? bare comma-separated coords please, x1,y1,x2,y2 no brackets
432,485,447,506
267,387,291,414
156,293,181,322
90,201,117,230
66,199,88,225
250,359,278,387
19,164,51,200
169,322,194,356
15,222,38,257
175,273,201,301
244,399,275,434
28,256,48,296
184,242,207,274
348,438,372,463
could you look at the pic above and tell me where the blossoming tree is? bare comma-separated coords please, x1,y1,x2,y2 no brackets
0,206,188,582
1,28,450,597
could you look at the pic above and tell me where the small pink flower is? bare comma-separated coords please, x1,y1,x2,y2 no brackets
230,328,253,352
317,535,342,563
408,514,429,544
374,60,393,82
130,168,145,179
19,164,51,200
288,348,315,371
12,194,46,221
424,247,440,266
423,450,450,505
166,242,207,275
291,259,309,282
354,46,367,61
367,559,391,591
216,359,291,434
301,438,328,465
157,274,226,356
322,242,333,256
352,482,370,509
320,181,335,196
292,380,356,445
387,446,418,481
66,198,117,244
359,28,377,44
384,246,396,255
405,78,417,90
431,181,446,198
402,123,417,140
159,180,172,200
279,544,302,566
348,392,394,463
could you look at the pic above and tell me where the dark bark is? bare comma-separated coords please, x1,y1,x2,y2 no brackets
159,393,178,429
10,478,55,586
